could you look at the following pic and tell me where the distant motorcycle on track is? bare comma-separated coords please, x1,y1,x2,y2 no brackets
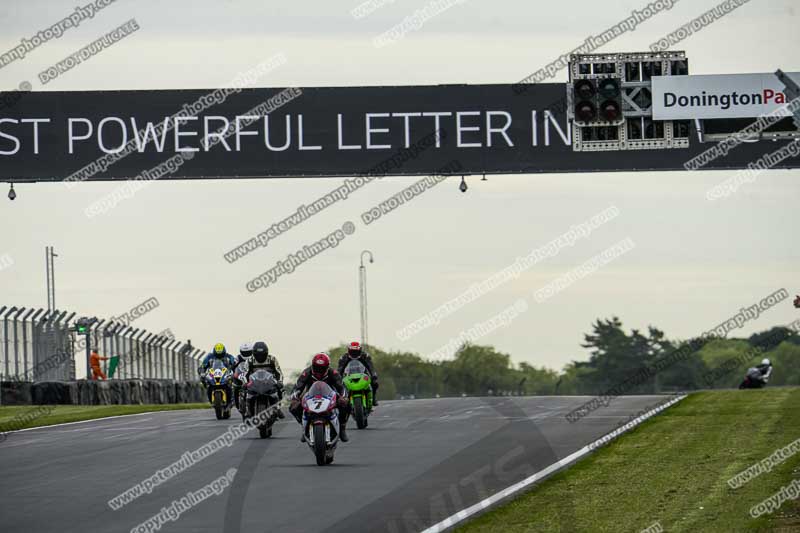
245,368,281,438
739,358,773,390
343,359,373,429
233,359,250,420
204,359,233,420
739,367,768,389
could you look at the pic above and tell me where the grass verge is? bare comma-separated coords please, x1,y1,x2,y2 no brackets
0,403,207,435
458,389,800,533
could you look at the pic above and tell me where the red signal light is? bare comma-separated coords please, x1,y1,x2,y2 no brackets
600,100,621,122
575,101,597,122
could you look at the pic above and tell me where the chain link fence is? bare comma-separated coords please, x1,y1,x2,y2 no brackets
0,305,205,382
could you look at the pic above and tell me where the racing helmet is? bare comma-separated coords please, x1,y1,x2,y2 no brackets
761,358,771,366
252,341,270,364
213,343,226,355
347,341,363,359
311,352,331,380
239,342,253,358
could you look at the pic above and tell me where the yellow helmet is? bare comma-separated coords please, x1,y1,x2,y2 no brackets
213,343,225,355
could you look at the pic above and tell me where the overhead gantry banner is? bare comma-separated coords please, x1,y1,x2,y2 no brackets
1,83,798,182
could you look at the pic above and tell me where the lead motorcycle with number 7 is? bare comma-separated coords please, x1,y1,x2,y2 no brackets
302,381,341,466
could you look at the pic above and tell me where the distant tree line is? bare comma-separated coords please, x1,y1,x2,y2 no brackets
326,318,800,399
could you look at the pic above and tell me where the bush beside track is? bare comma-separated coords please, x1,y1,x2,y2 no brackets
458,389,800,533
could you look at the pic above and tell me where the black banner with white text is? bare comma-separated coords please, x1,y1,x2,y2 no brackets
1,83,798,181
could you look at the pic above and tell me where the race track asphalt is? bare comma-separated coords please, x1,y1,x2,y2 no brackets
0,395,674,533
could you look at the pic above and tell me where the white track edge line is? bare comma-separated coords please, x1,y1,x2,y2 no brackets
421,394,689,533
1,408,204,436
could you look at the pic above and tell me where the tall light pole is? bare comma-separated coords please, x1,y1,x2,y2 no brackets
45,246,58,311
359,250,374,349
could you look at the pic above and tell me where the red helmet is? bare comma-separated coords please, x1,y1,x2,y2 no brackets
347,341,363,359
311,352,331,380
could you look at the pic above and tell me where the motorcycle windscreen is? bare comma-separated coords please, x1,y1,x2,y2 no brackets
211,359,228,370
251,369,275,381
344,360,367,376
306,381,335,398
248,369,277,394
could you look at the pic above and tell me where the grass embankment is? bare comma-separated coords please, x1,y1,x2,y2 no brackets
460,389,800,533
0,403,207,434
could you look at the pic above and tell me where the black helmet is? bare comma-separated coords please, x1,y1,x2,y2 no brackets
252,341,269,364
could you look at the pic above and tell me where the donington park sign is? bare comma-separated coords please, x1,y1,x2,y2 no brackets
653,72,800,120
1,83,798,182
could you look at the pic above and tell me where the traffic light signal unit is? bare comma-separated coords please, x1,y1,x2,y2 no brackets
568,51,690,152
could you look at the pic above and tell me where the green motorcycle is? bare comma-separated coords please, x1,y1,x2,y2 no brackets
343,360,373,429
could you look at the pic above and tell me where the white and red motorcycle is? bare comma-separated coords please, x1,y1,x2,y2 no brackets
302,381,341,466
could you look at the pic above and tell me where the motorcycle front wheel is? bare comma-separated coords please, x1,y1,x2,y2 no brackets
354,396,367,429
313,424,327,466
256,399,272,438
213,391,224,420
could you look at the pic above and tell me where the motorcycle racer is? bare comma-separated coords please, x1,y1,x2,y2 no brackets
199,343,237,403
290,352,350,442
337,341,379,406
236,342,254,365
232,343,253,411
245,341,285,419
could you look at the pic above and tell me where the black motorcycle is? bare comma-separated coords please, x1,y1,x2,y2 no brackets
245,369,281,438
739,367,767,389
232,360,249,420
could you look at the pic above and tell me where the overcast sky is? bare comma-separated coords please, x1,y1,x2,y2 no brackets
0,0,798,375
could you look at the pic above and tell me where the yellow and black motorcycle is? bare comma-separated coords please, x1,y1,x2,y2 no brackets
204,359,233,420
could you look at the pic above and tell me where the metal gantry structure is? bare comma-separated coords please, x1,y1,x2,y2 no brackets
0,305,207,382
777,69,800,129
567,52,799,149
568,51,692,152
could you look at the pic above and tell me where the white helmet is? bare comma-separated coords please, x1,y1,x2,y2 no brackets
761,358,771,366
240,342,254,357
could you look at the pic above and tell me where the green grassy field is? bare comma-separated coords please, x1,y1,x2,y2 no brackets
459,389,800,533
0,404,207,434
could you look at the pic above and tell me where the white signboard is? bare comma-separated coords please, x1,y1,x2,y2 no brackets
652,72,800,120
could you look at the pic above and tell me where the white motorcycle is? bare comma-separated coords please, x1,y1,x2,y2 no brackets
301,381,341,466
